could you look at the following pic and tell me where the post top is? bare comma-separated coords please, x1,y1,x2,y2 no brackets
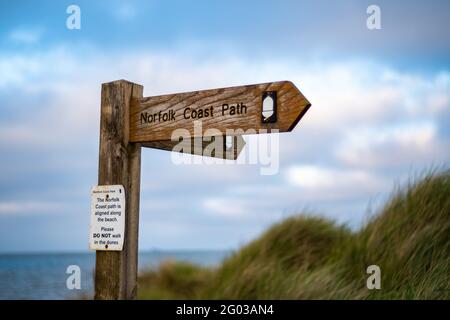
102,79,143,87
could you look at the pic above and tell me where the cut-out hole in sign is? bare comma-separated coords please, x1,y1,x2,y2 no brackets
261,91,277,123
225,136,233,150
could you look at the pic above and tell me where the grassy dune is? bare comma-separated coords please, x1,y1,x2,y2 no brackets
138,170,450,299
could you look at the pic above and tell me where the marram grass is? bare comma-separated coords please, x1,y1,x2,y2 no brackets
138,170,450,299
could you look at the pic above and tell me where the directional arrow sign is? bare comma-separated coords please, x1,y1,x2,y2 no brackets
130,81,310,143
142,135,246,160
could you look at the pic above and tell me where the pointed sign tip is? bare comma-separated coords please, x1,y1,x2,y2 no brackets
282,81,311,132
288,102,311,132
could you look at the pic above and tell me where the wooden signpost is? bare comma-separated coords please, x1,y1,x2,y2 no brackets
130,81,310,142
92,79,310,299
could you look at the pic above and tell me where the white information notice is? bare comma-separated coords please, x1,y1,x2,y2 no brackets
89,185,125,251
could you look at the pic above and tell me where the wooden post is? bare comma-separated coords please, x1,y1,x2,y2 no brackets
95,80,143,300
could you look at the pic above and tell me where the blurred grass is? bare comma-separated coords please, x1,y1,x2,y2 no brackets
138,170,450,299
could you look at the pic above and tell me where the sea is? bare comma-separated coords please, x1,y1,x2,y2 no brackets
0,250,229,300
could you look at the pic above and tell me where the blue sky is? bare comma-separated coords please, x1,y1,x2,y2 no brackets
0,0,449,252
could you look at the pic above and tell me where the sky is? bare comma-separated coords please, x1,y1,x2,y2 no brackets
0,0,449,252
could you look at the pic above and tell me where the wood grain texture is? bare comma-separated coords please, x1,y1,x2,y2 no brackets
130,81,310,143
142,135,245,160
95,80,143,300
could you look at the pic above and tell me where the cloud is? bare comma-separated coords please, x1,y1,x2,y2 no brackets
8,28,44,44
0,55,41,87
0,201,64,215
203,198,248,219
293,62,450,133
0,44,449,249
287,166,372,189
335,122,448,168
286,165,387,197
